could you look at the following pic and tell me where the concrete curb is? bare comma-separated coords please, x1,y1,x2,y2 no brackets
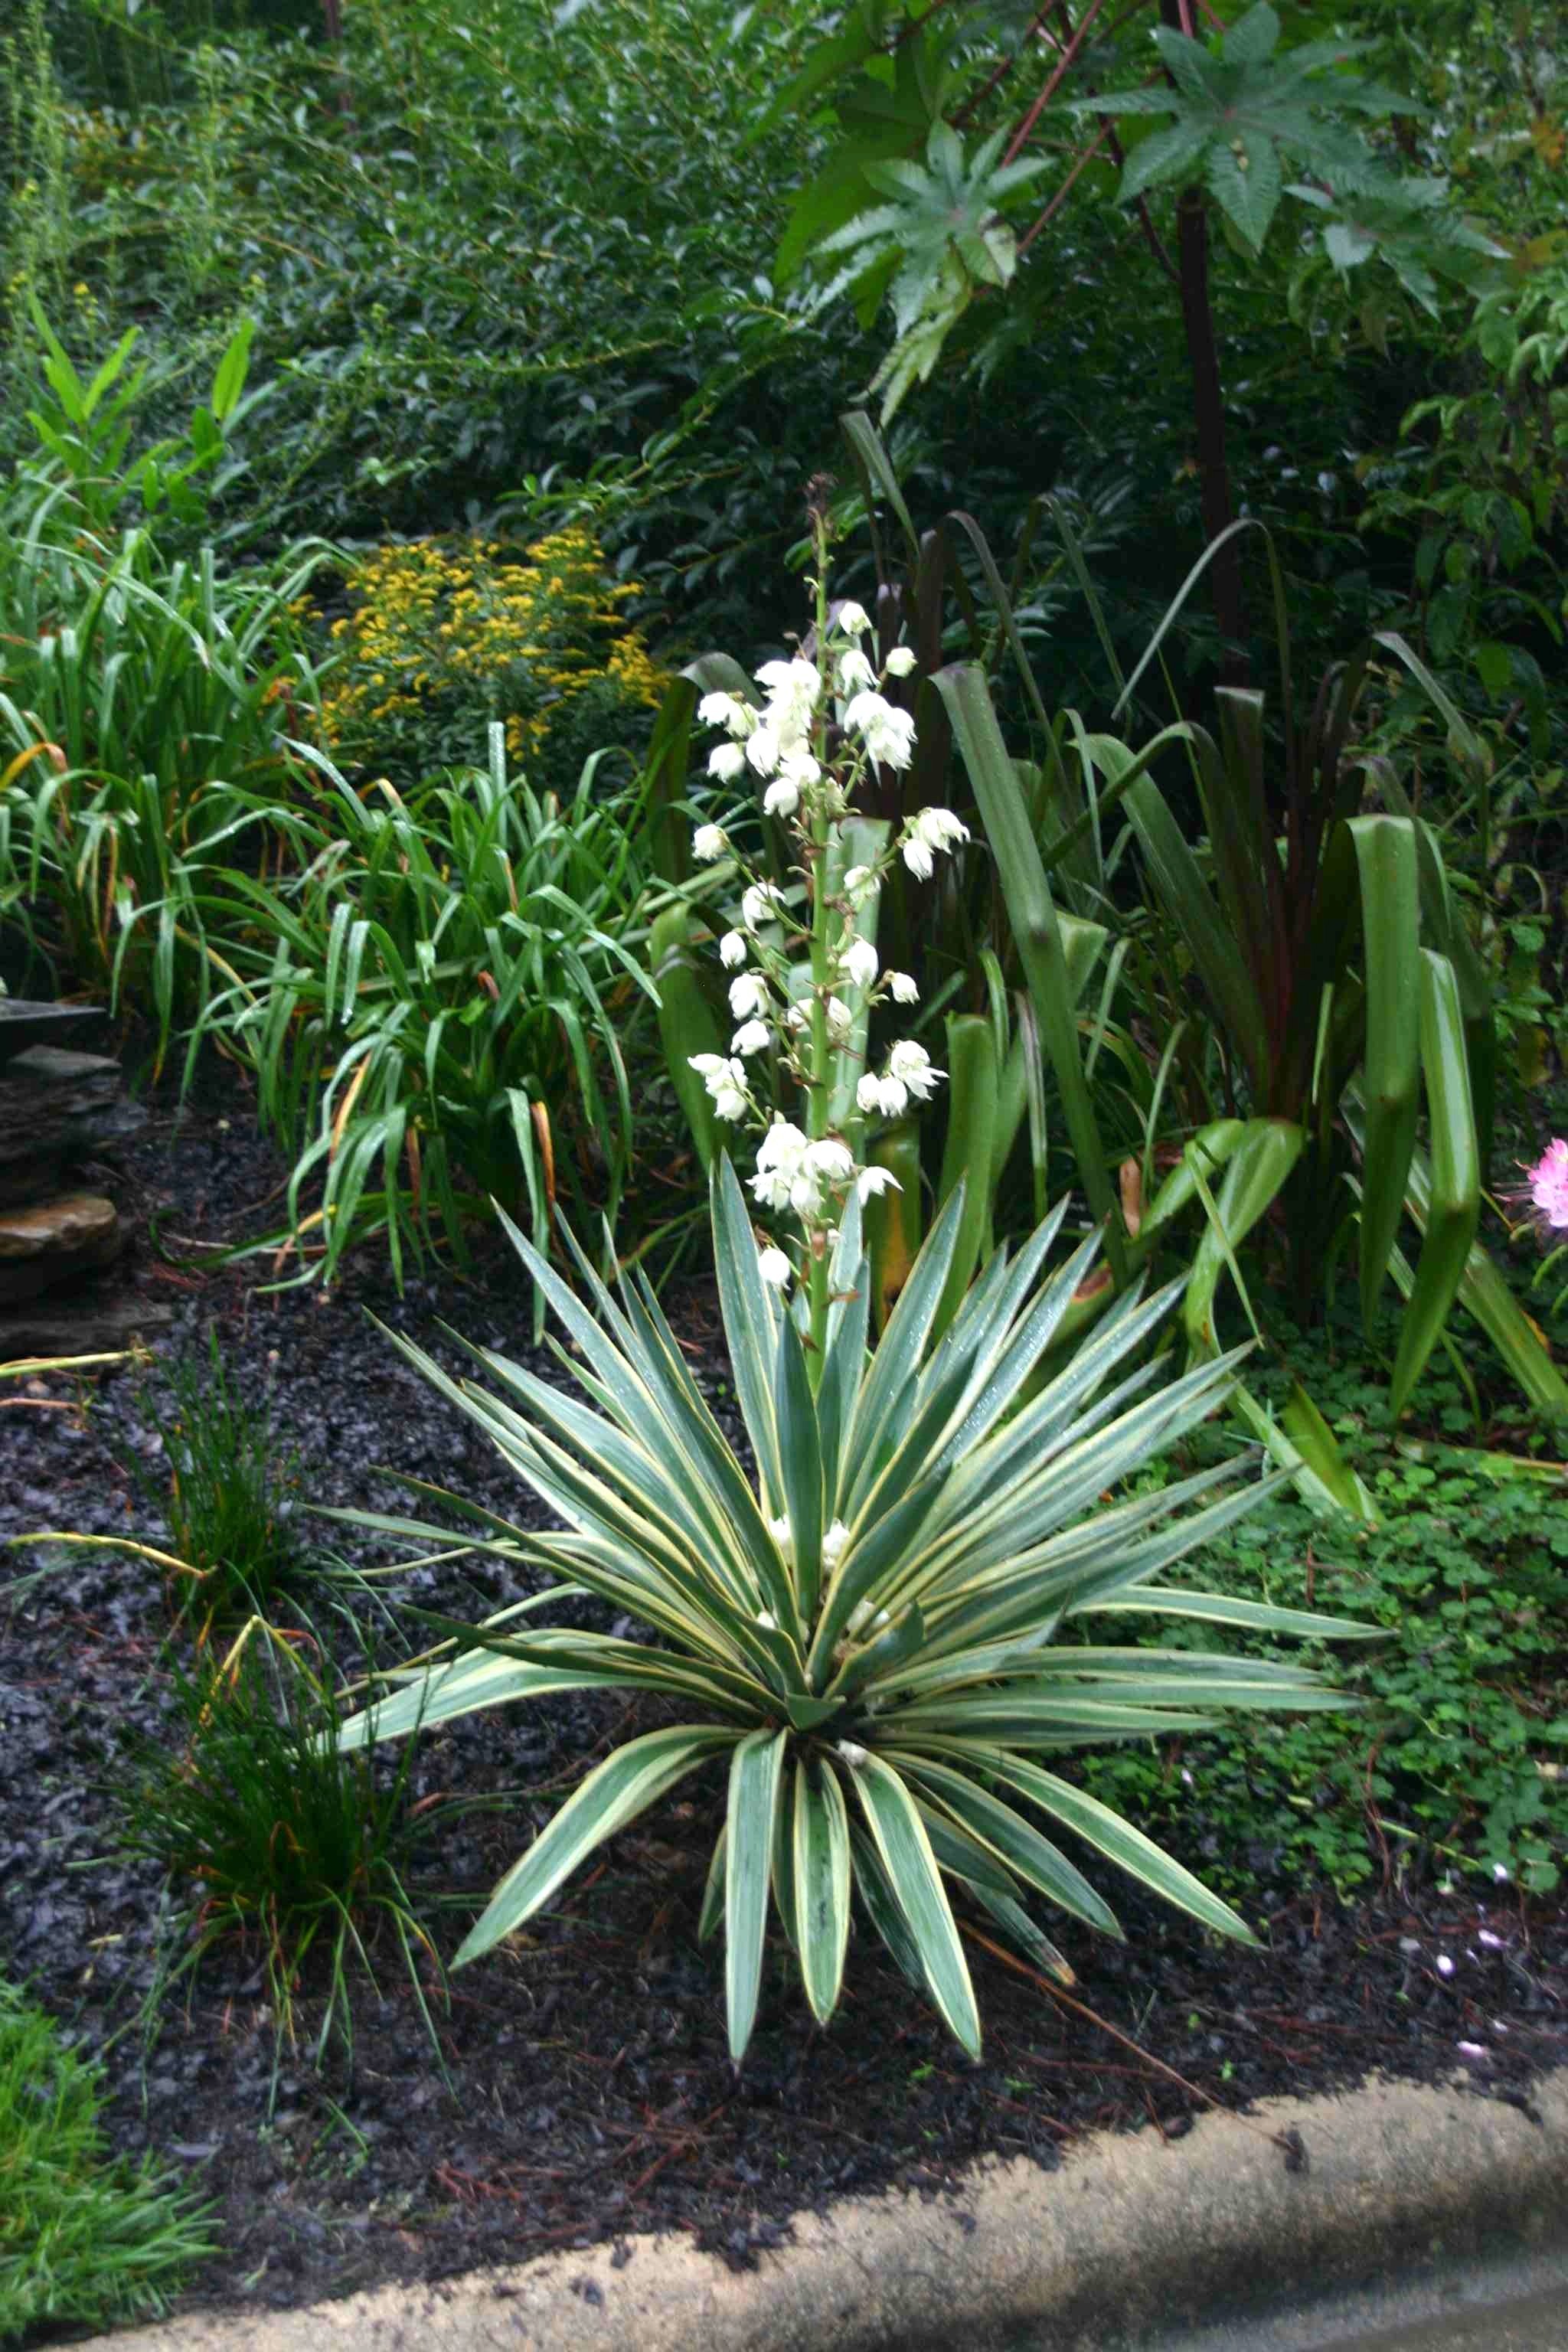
98,2068,1568,2351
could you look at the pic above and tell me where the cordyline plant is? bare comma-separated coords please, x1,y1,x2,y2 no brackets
340,534,1364,2061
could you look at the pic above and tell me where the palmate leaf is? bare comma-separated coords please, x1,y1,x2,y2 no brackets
1063,0,1427,259
341,1184,1367,2060
814,119,1049,419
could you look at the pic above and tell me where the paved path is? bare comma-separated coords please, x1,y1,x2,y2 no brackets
1136,2246,1568,2352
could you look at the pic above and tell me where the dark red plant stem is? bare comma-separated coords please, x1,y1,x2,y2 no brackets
1018,120,1114,255
1002,0,1115,168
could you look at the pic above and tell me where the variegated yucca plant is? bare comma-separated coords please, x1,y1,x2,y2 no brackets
341,1170,1364,2060
344,546,1363,2057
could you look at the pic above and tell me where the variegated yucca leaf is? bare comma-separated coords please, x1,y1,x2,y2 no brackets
340,1168,1368,2060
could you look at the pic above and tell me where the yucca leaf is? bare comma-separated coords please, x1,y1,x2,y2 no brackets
849,1821,926,1991
850,1754,982,2056
1089,1586,1378,1639
711,1154,786,1516
967,1749,1257,1945
455,1726,737,1965
793,1762,852,2024
725,1729,789,2061
698,1824,727,1945
889,1751,1121,1936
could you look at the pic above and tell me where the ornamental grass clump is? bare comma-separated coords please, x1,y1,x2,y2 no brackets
341,525,1367,2062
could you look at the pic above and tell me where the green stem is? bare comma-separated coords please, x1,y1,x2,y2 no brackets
805,535,833,1384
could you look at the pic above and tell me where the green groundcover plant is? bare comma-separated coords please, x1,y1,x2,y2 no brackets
342,553,1368,2061
0,1979,213,2341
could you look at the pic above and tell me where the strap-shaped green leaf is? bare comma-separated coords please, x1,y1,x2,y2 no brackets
793,1762,852,2026
1390,952,1480,1416
851,1753,981,2056
455,1725,737,1966
975,1749,1256,1945
887,1751,1120,1935
725,1730,789,2062
1348,815,1421,1324
712,1154,786,1514
933,661,1125,1278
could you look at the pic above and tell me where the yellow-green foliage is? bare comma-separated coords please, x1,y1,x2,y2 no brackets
318,524,667,780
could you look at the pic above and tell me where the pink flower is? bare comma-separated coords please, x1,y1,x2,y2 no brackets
1526,1137,1568,1230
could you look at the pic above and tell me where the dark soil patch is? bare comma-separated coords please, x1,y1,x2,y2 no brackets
3,1085,1566,2331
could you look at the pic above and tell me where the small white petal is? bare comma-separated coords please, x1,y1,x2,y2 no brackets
822,1518,851,1569
842,936,880,990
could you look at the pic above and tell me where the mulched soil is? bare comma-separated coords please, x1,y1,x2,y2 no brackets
3,1083,1565,2330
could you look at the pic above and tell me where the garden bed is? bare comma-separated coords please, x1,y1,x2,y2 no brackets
3,1088,1566,2330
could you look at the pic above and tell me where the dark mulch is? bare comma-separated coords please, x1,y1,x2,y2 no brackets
3,1087,1565,2327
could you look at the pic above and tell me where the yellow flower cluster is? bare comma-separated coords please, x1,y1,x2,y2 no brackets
318,525,667,770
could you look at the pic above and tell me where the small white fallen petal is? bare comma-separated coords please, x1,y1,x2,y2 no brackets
836,1740,869,1768
1436,1955,1455,1977
1492,1862,1511,1881
755,1610,778,1632
1478,1929,1504,1949
1456,2041,1488,2060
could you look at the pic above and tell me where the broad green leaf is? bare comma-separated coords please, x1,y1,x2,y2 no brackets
1347,815,1420,1324
962,1749,1258,1945
725,1730,789,2061
793,1761,852,2025
851,1753,981,2056
1390,952,1479,1416
456,1726,736,1965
